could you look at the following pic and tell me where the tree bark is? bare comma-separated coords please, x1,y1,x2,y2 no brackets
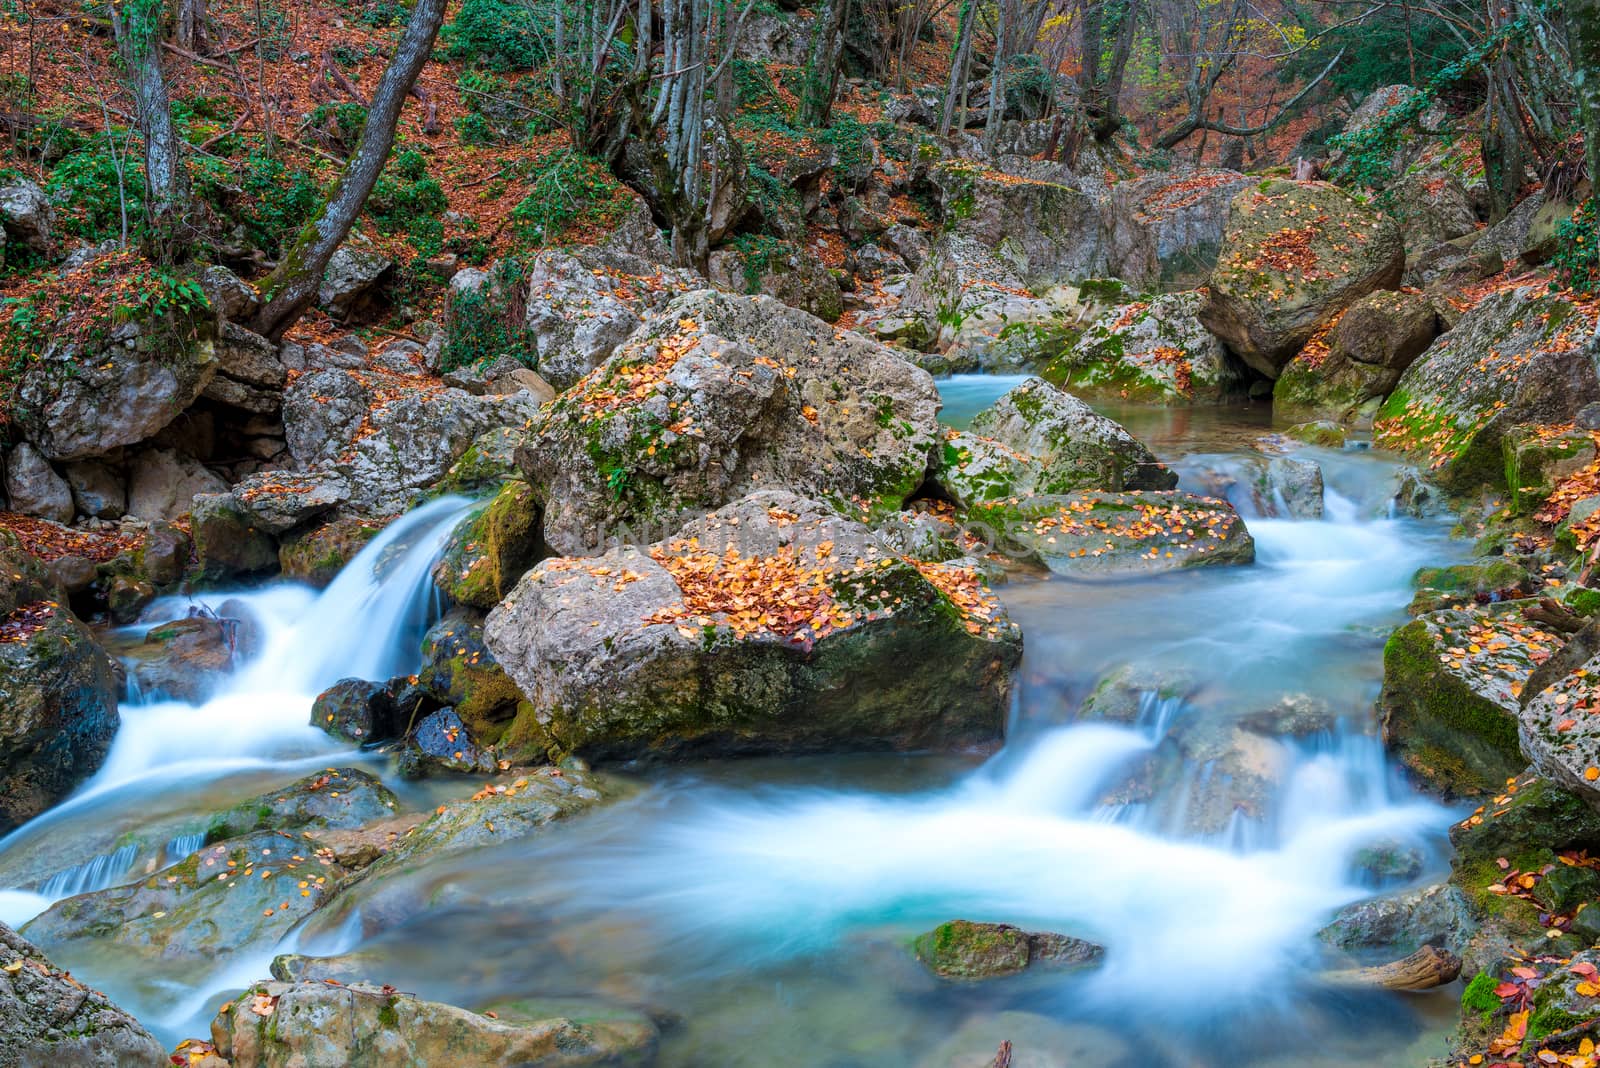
1569,0,1600,190
798,0,849,126
1322,946,1462,991
110,0,189,263
250,0,448,341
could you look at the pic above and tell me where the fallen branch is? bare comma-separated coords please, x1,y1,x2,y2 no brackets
1322,946,1462,991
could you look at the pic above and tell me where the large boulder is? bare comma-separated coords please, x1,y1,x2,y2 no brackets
934,378,1177,508
124,446,229,521
191,492,279,581
1199,179,1404,377
1102,169,1252,289
1046,292,1244,404
283,367,545,514
228,470,351,535
521,249,647,390
0,180,56,258
0,922,167,1068
1273,289,1438,421
932,160,1104,289
203,767,399,844
202,322,287,413
0,537,118,833
3,443,73,523
317,246,393,323
210,980,658,1068
1378,602,1549,796
520,290,941,556
484,491,1022,763
894,234,1065,370
1373,286,1600,492
15,302,216,462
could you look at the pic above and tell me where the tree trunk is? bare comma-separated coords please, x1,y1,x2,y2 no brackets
250,0,448,341
1092,0,1137,140
982,0,1010,154
1570,0,1600,190
939,0,974,136
1322,946,1462,991
174,0,209,54
798,0,849,126
110,0,189,263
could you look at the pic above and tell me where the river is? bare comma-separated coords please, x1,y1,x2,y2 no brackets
0,384,1469,1066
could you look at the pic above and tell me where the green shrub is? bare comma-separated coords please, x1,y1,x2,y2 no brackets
368,149,449,255
47,143,142,241
508,149,627,246
443,0,548,70
440,258,537,373
1552,197,1599,297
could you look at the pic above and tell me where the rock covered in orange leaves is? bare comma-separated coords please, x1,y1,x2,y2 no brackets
1199,179,1404,377
520,289,942,556
483,490,1021,762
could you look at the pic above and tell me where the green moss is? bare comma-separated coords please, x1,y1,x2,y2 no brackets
1461,971,1501,1022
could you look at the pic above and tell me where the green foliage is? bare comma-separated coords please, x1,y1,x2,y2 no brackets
1551,198,1600,297
443,0,548,70
733,60,787,117
728,233,785,293
191,150,322,258
309,101,370,156
358,0,412,26
1282,9,1469,101
47,143,141,241
368,149,449,256
508,149,627,246
440,258,536,373
1461,971,1501,1021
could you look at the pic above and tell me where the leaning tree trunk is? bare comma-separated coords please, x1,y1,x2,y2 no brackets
110,0,189,264
250,0,448,341
1570,0,1600,193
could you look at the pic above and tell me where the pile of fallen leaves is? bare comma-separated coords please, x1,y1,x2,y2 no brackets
0,599,57,645
913,560,1003,636
645,538,846,643
0,512,142,562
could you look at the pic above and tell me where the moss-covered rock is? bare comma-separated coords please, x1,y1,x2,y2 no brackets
205,767,399,844
1379,604,1545,796
1045,292,1245,404
1199,179,1404,377
934,378,1177,508
418,614,529,745
912,919,1102,980
0,539,119,833
432,482,542,611
0,921,168,1067
522,290,942,555
1407,560,1530,615
190,492,278,583
969,491,1255,576
484,491,1022,763
1502,424,1596,516
279,514,385,587
1374,286,1600,494
1274,290,1438,422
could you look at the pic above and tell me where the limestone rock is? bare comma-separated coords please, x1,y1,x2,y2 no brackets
3,443,73,523
1048,292,1243,404
317,246,393,323
1102,169,1252,289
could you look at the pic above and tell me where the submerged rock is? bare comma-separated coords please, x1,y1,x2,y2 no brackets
126,613,246,702
0,921,167,1067
210,979,658,1068
912,919,1102,980
484,491,1021,763
1318,882,1475,955
23,830,350,963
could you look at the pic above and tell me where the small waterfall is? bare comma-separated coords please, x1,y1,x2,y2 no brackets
165,832,205,865
38,844,137,899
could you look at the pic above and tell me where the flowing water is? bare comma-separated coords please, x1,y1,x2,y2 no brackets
0,397,1471,1066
